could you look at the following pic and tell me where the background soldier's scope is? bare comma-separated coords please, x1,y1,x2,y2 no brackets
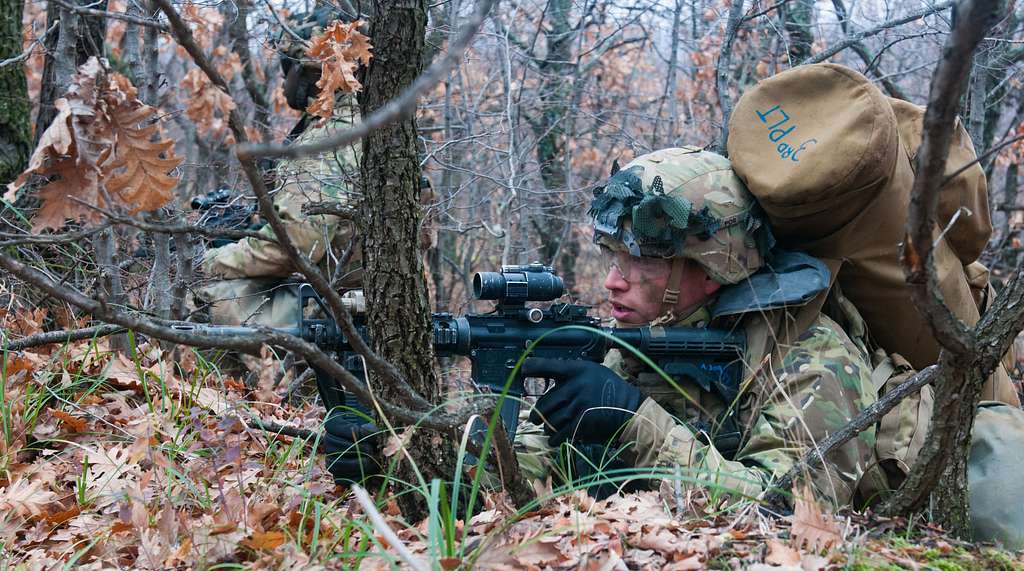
190,188,232,211
473,263,564,304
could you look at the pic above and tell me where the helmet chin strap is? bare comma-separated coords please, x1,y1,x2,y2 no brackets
651,257,688,327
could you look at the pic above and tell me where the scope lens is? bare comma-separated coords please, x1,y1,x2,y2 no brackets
472,271,564,302
473,272,502,300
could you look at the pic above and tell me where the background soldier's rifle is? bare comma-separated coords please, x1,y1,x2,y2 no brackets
191,189,265,248
171,264,747,443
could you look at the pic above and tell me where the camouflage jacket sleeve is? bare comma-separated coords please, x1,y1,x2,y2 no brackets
203,110,360,279
617,315,885,506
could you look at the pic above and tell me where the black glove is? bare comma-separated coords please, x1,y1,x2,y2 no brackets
323,409,382,485
524,358,643,447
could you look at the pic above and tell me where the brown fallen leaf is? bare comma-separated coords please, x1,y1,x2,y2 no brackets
0,478,59,519
664,554,704,570
790,483,841,553
766,539,801,566
439,557,461,570
241,530,286,551
49,409,88,433
210,522,238,535
44,505,81,526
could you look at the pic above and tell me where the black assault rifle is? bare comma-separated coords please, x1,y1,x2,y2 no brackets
172,264,747,442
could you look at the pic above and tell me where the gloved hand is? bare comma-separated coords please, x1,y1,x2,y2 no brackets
524,358,643,447
323,409,382,485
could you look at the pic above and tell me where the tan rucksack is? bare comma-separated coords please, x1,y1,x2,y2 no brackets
727,63,1018,407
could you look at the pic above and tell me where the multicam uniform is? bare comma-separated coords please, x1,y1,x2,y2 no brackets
197,103,362,327
516,147,889,507
516,275,890,507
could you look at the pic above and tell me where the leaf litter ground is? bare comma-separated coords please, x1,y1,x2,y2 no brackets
1,309,1022,569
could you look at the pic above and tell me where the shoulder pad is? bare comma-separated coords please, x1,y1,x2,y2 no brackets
711,250,830,319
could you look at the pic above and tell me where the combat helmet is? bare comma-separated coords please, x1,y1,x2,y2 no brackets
277,8,357,111
590,147,774,320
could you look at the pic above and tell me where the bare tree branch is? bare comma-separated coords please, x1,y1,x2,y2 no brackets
715,0,746,154
885,0,1009,531
1,324,127,351
903,1,990,356
52,0,169,32
0,248,476,433
763,365,939,508
802,1,954,66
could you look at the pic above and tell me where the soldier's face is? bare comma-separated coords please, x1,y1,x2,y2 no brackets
603,256,721,325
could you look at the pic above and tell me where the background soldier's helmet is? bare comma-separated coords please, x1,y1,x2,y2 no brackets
589,147,774,284
277,9,352,110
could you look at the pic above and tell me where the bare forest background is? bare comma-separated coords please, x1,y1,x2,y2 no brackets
13,0,1024,317
5,0,1024,567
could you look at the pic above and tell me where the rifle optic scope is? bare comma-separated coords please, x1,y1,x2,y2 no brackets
190,188,232,211
473,263,564,304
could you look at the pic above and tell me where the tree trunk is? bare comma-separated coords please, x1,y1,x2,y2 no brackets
782,0,814,64
530,0,579,290
36,0,107,138
881,0,1008,538
358,0,455,521
0,0,31,186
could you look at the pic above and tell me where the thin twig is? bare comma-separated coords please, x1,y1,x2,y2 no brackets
52,0,169,32
303,202,358,218
801,1,954,66
1,324,127,351
763,365,938,509
259,0,306,44
0,222,113,247
352,485,428,571
73,200,272,243
246,416,316,441
284,367,317,406
943,132,1024,185
0,21,58,69
715,0,746,154
743,0,790,22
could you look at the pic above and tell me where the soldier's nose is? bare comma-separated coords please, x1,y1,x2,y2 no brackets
603,267,628,292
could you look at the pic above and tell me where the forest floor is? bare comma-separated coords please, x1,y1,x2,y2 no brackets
1,308,1022,570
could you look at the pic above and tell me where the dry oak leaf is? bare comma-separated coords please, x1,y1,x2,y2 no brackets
182,2,224,48
182,68,236,138
306,20,372,119
789,483,842,553
104,106,181,213
241,530,287,551
6,97,105,231
49,409,89,433
765,539,802,566
7,57,179,231
0,478,59,519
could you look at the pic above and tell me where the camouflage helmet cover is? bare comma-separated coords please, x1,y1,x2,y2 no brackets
277,8,357,110
589,147,774,284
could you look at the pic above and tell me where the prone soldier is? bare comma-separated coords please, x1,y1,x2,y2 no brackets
331,147,890,507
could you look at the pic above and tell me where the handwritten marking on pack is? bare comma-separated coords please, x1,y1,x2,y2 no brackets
756,104,817,163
